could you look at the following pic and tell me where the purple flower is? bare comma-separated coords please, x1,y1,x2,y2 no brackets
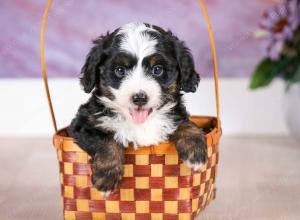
259,0,300,60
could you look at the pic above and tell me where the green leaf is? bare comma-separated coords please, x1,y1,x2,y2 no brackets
250,57,292,90
250,59,277,89
286,64,300,91
292,64,300,82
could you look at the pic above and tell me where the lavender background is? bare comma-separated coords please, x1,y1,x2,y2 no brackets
0,0,279,78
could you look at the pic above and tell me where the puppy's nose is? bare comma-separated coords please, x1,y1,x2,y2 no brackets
131,91,148,107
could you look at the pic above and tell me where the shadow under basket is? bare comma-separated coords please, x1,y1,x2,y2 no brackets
53,116,222,220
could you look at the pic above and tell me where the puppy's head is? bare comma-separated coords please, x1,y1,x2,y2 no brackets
81,22,199,124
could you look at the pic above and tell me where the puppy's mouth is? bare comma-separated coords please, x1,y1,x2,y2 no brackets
129,108,153,124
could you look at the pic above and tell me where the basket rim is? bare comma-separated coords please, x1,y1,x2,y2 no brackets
53,115,221,154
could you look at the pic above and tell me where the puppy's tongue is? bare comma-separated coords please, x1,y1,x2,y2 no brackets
129,108,151,124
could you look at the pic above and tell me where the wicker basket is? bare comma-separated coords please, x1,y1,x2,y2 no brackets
40,1,222,219
53,116,220,220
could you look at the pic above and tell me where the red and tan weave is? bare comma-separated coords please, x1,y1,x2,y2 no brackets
53,116,221,220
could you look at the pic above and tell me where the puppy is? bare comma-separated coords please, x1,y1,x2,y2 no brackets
69,22,207,195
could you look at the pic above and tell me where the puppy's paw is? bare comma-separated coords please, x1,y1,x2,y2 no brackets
184,160,204,172
178,133,208,172
92,167,123,195
183,148,207,172
92,174,122,197
91,152,124,195
100,190,112,197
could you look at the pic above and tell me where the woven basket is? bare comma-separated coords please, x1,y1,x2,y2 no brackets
53,116,220,220
40,1,222,219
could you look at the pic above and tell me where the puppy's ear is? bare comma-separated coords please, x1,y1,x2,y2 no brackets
80,32,114,93
169,32,200,93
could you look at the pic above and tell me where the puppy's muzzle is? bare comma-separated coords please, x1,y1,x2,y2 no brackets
131,91,148,107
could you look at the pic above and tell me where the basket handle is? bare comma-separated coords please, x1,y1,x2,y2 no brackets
40,0,221,133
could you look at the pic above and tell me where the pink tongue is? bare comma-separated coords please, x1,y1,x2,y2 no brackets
130,109,150,123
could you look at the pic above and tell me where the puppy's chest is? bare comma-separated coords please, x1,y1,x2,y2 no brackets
97,113,177,147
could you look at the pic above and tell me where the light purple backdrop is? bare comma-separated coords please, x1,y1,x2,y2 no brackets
0,0,279,78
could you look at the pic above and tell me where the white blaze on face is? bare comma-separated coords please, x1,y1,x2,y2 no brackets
118,22,158,59
109,22,162,123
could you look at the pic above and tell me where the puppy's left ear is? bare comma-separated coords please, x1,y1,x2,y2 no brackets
80,31,115,93
80,44,103,93
173,35,200,93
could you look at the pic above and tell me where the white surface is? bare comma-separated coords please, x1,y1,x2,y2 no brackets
284,84,300,142
0,78,288,136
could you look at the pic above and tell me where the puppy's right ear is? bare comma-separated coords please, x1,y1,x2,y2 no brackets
80,32,114,93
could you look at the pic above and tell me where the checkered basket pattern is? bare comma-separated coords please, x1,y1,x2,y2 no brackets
53,116,221,220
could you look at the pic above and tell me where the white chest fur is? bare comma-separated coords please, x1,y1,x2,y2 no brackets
97,109,177,148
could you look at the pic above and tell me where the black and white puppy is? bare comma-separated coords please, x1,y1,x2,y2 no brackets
69,22,207,195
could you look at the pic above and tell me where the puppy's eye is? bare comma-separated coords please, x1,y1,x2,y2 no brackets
152,65,164,76
114,66,126,77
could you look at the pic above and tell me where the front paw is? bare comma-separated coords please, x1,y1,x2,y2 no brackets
179,135,208,172
184,159,205,172
92,171,123,195
91,153,124,195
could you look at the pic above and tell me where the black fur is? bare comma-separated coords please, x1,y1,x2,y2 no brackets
69,23,206,194
149,25,200,92
80,29,122,94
